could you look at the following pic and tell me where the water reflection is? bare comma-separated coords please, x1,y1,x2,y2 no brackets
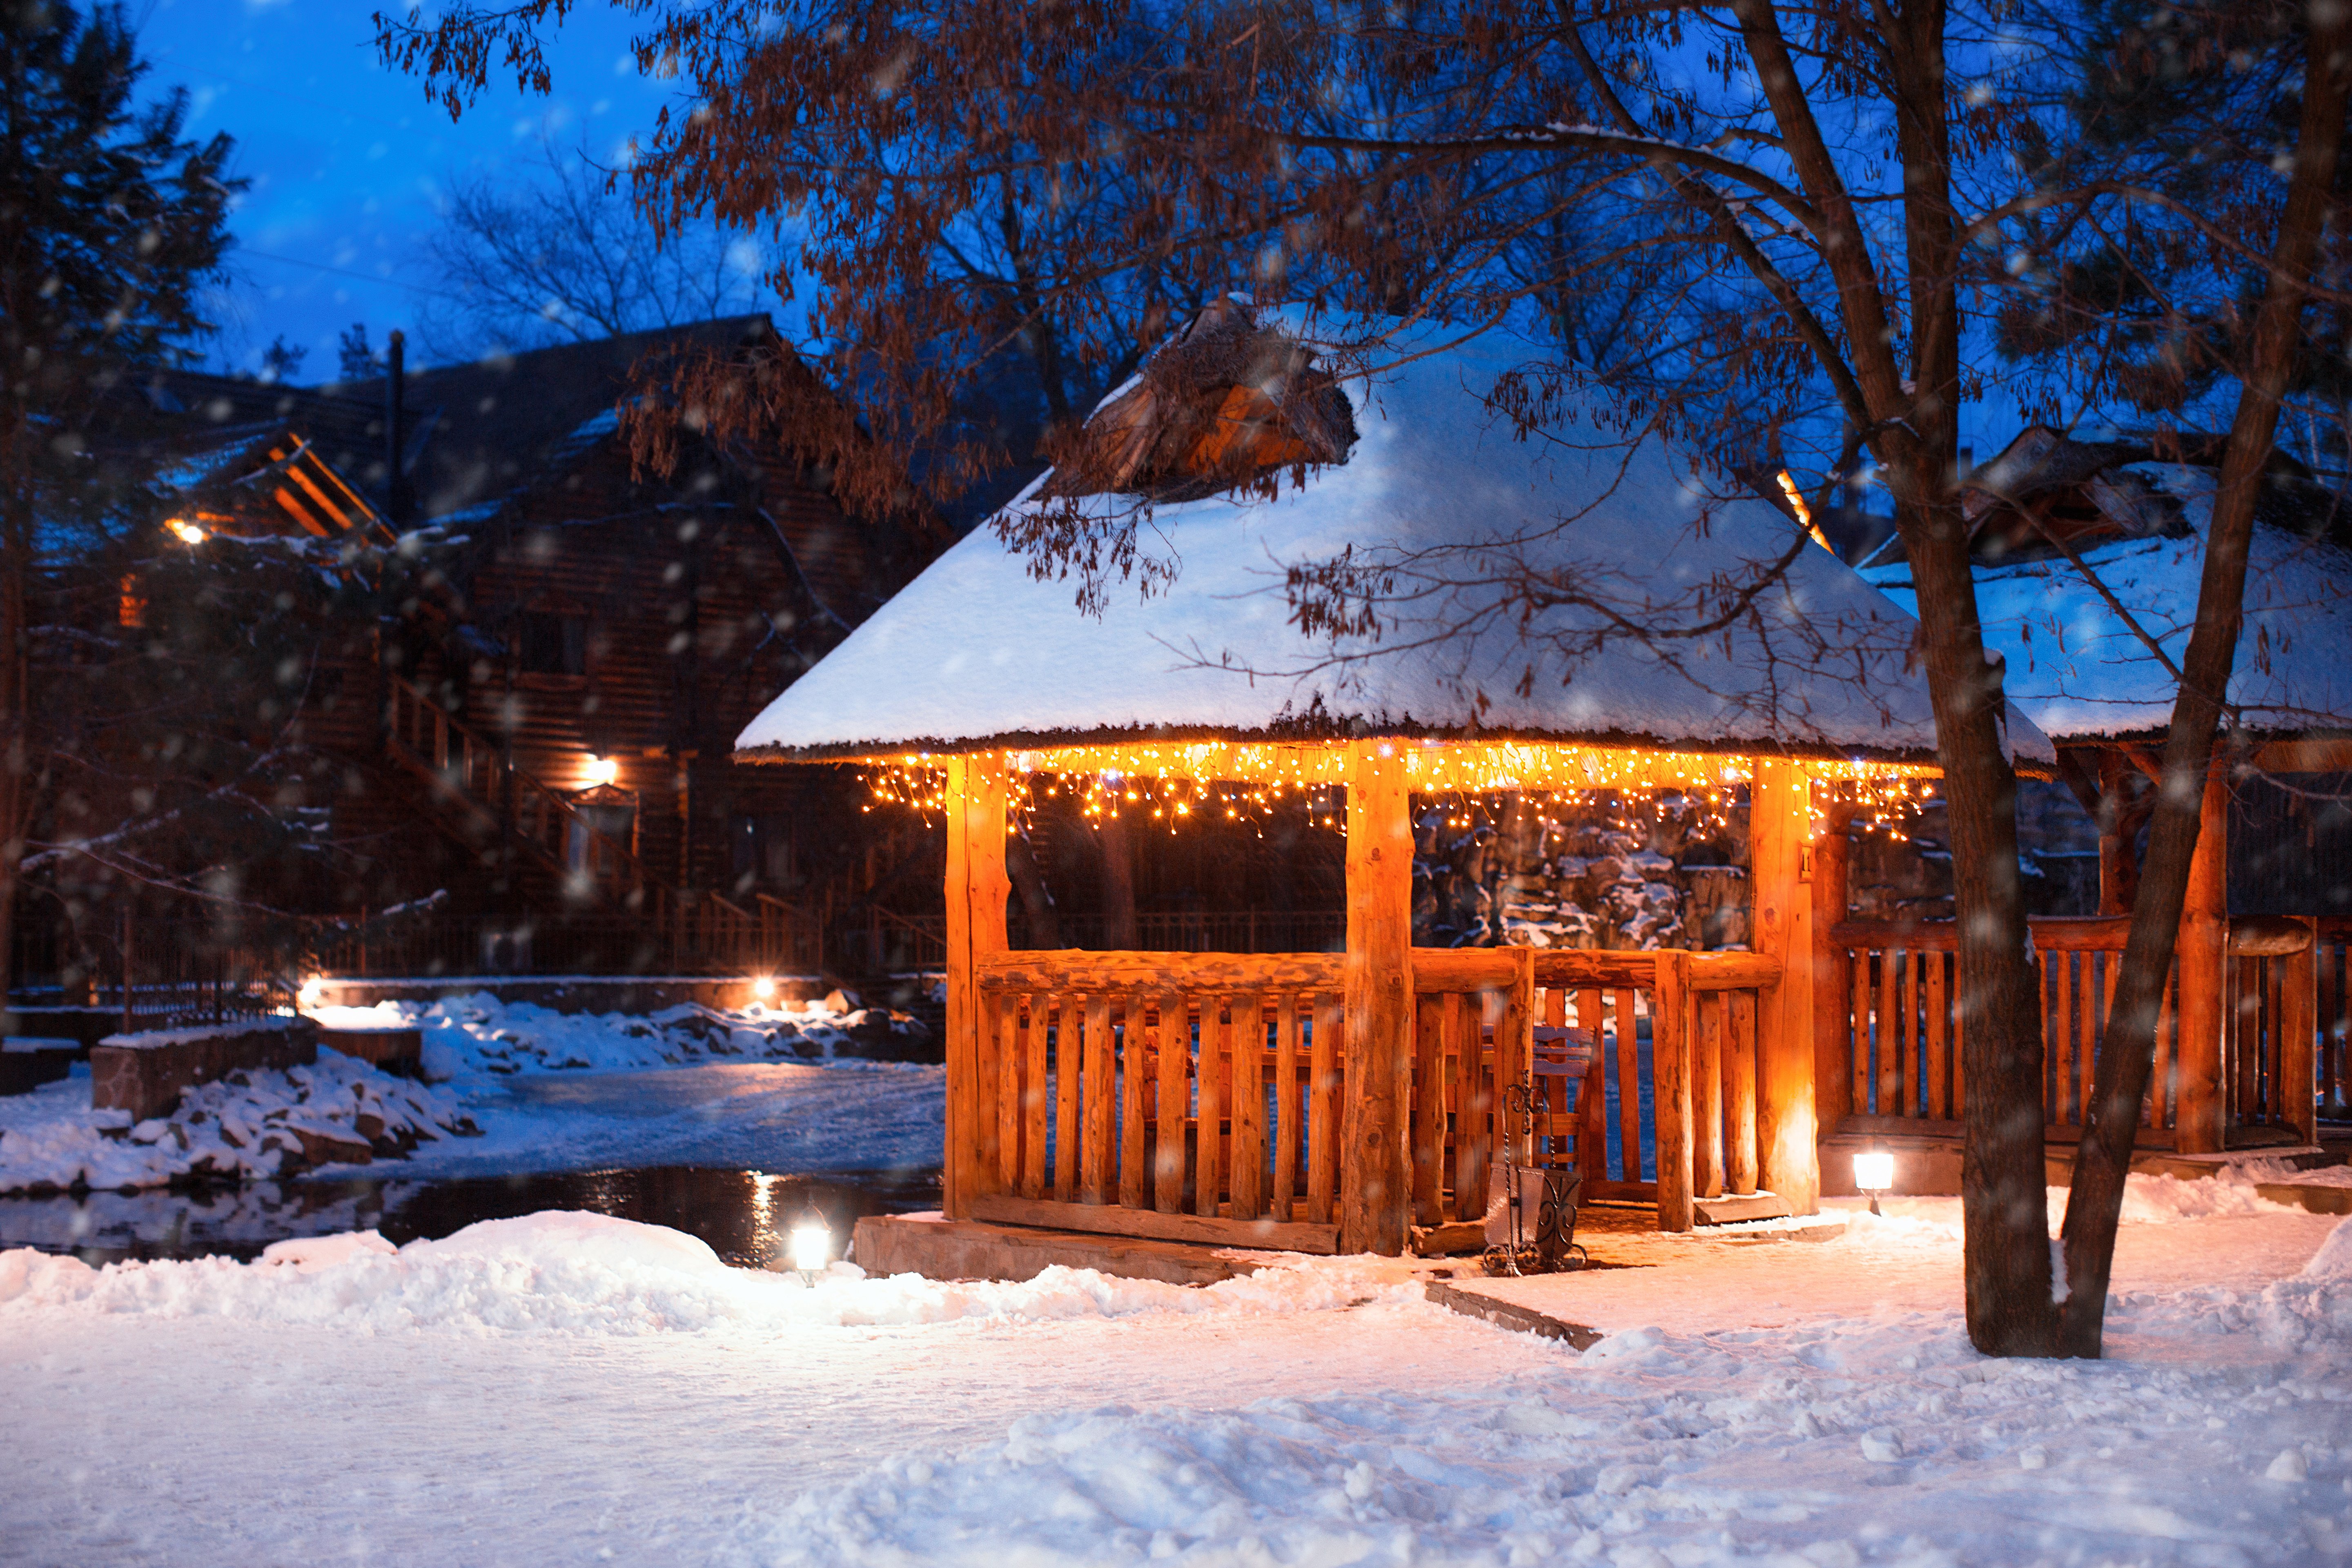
0,1165,941,1270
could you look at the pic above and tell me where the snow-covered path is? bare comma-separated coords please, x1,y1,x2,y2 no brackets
7,1201,2352,1566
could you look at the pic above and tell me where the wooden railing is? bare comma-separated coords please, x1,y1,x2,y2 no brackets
2228,917,2320,1144
960,944,1782,1246
968,951,1347,1250
383,674,655,905
1832,917,2170,1138
1832,914,2334,1147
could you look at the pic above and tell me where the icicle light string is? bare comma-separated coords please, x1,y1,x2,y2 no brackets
855,744,1937,842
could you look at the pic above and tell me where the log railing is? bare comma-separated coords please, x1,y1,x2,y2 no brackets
1832,915,2332,1147
2227,917,2319,1144
960,944,1783,1246
1832,917,2171,1138
968,951,1347,1250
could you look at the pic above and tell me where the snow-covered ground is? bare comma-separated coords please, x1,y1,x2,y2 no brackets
0,996,945,1194
5,1184,2351,1566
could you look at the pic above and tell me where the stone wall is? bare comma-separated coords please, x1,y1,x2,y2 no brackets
90,1020,320,1123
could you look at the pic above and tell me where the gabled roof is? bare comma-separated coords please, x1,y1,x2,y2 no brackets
1864,460,2352,743
738,309,2052,767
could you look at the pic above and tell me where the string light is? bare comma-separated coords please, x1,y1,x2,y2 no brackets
853,742,1940,843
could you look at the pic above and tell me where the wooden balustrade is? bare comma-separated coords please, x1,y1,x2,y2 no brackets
969,951,1345,1250
960,944,1782,1243
1828,915,2333,1147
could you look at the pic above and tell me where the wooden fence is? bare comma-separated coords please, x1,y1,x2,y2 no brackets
957,944,1780,1245
1832,914,2332,1146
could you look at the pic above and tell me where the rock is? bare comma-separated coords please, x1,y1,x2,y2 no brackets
2267,1448,2308,1482
291,1127,374,1168
1859,1430,1904,1463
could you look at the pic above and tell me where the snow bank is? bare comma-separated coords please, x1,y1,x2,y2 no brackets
0,1211,1415,1336
351,993,926,1079
0,1050,474,1194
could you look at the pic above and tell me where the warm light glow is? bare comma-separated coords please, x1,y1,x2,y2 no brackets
1775,472,1835,553
297,975,325,1011
788,1218,831,1274
166,518,207,545
753,976,777,1002
1853,1150,1895,1193
583,755,620,788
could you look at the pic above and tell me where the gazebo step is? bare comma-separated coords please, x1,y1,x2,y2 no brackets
850,1214,1274,1286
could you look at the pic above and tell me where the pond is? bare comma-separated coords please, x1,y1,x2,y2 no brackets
0,1165,942,1270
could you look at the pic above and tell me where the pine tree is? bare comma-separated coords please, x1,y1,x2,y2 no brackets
0,1,240,995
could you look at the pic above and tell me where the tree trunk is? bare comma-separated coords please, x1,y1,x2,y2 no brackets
1902,482,2060,1356
2057,11,2350,1358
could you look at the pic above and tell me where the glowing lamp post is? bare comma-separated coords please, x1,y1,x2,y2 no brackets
788,1205,831,1282
1853,1146,1895,1216
165,518,207,545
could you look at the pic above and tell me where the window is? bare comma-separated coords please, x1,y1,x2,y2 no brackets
517,610,588,676
731,813,796,889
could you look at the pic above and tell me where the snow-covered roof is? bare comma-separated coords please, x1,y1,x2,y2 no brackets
739,312,2053,767
1862,464,2352,742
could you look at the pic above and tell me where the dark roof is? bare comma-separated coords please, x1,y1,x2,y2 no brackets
338,316,775,526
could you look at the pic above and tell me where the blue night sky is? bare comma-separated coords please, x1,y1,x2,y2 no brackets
137,0,735,377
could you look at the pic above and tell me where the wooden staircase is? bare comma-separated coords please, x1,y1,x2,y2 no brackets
379,675,826,974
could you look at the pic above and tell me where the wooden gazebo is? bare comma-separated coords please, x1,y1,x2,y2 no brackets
739,306,2050,1253
1859,428,2352,1159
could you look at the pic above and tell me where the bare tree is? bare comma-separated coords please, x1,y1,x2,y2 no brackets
419,144,771,358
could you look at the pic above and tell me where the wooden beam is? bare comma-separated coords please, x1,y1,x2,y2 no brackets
1340,740,1414,1255
2253,737,2352,773
942,754,1010,1217
1751,760,1820,1212
981,951,1345,992
2174,765,2230,1153
968,1193,1339,1254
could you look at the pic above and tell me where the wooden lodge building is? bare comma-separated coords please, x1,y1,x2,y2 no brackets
735,300,2065,1256
72,317,945,978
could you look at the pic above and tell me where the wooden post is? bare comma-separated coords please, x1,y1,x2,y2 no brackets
1812,806,1854,1134
1339,740,1414,1255
1750,760,1820,1212
942,754,1011,1216
2174,764,2229,1154
1653,950,1695,1232
2286,917,2319,1146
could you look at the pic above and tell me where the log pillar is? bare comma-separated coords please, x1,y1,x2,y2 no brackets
2174,763,2230,1154
1810,804,1855,1136
942,753,1011,1216
1339,740,1414,1255
1750,760,1820,1213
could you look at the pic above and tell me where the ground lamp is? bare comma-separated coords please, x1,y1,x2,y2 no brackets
788,1205,831,1283
1853,1146,1895,1216
752,976,777,1003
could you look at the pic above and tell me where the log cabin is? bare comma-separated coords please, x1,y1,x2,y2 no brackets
88,317,944,976
733,299,2060,1255
1856,426,2352,1168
